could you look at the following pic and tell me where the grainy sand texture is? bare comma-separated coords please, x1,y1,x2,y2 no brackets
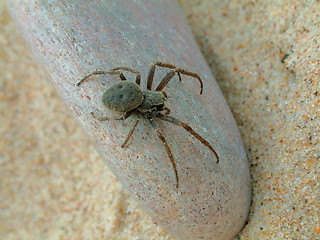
1,0,319,240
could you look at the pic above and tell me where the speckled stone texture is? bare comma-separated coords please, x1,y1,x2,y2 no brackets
7,0,252,239
1,0,319,240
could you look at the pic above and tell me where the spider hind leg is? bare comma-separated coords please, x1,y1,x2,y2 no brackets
156,113,219,163
146,115,179,189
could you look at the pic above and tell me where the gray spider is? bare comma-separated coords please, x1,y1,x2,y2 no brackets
77,62,219,188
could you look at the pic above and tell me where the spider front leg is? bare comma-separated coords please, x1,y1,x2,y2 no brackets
147,115,179,189
156,113,219,163
110,67,141,85
76,67,141,86
156,70,180,92
76,70,124,86
147,62,181,90
147,62,203,94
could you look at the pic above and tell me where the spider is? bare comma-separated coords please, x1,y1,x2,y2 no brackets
77,62,219,188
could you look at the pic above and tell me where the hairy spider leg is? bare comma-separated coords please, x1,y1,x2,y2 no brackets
147,115,179,189
156,70,180,92
155,113,219,163
147,61,203,94
147,62,181,90
77,70,122,86
77,67,141,86
121,120,140,148
110,67,141,85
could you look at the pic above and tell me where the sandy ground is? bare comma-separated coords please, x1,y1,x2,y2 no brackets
1,0,319,240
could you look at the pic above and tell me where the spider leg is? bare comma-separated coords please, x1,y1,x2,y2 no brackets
119,73,126,81
149,62,203,94
175,68,203,94
76,70,123,86
156,70,180,92
109,67,141,85
121,120,140,148
76,67,141,86
147,62,181,90
91,111,132,121
155,113,219,163
147,115,179,188
163,107,171,115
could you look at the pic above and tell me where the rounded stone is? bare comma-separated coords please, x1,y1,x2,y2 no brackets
9,1,252,239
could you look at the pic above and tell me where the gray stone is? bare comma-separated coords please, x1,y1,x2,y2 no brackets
9,0,251,239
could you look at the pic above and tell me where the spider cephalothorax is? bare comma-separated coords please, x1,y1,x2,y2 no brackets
77,62,219,188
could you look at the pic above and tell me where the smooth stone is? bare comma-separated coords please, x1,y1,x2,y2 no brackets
9,0,251,239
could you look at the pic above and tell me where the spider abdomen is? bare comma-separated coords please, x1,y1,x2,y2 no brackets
102,81,143,113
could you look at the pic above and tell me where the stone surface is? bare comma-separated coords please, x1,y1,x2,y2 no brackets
3,0,251,240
